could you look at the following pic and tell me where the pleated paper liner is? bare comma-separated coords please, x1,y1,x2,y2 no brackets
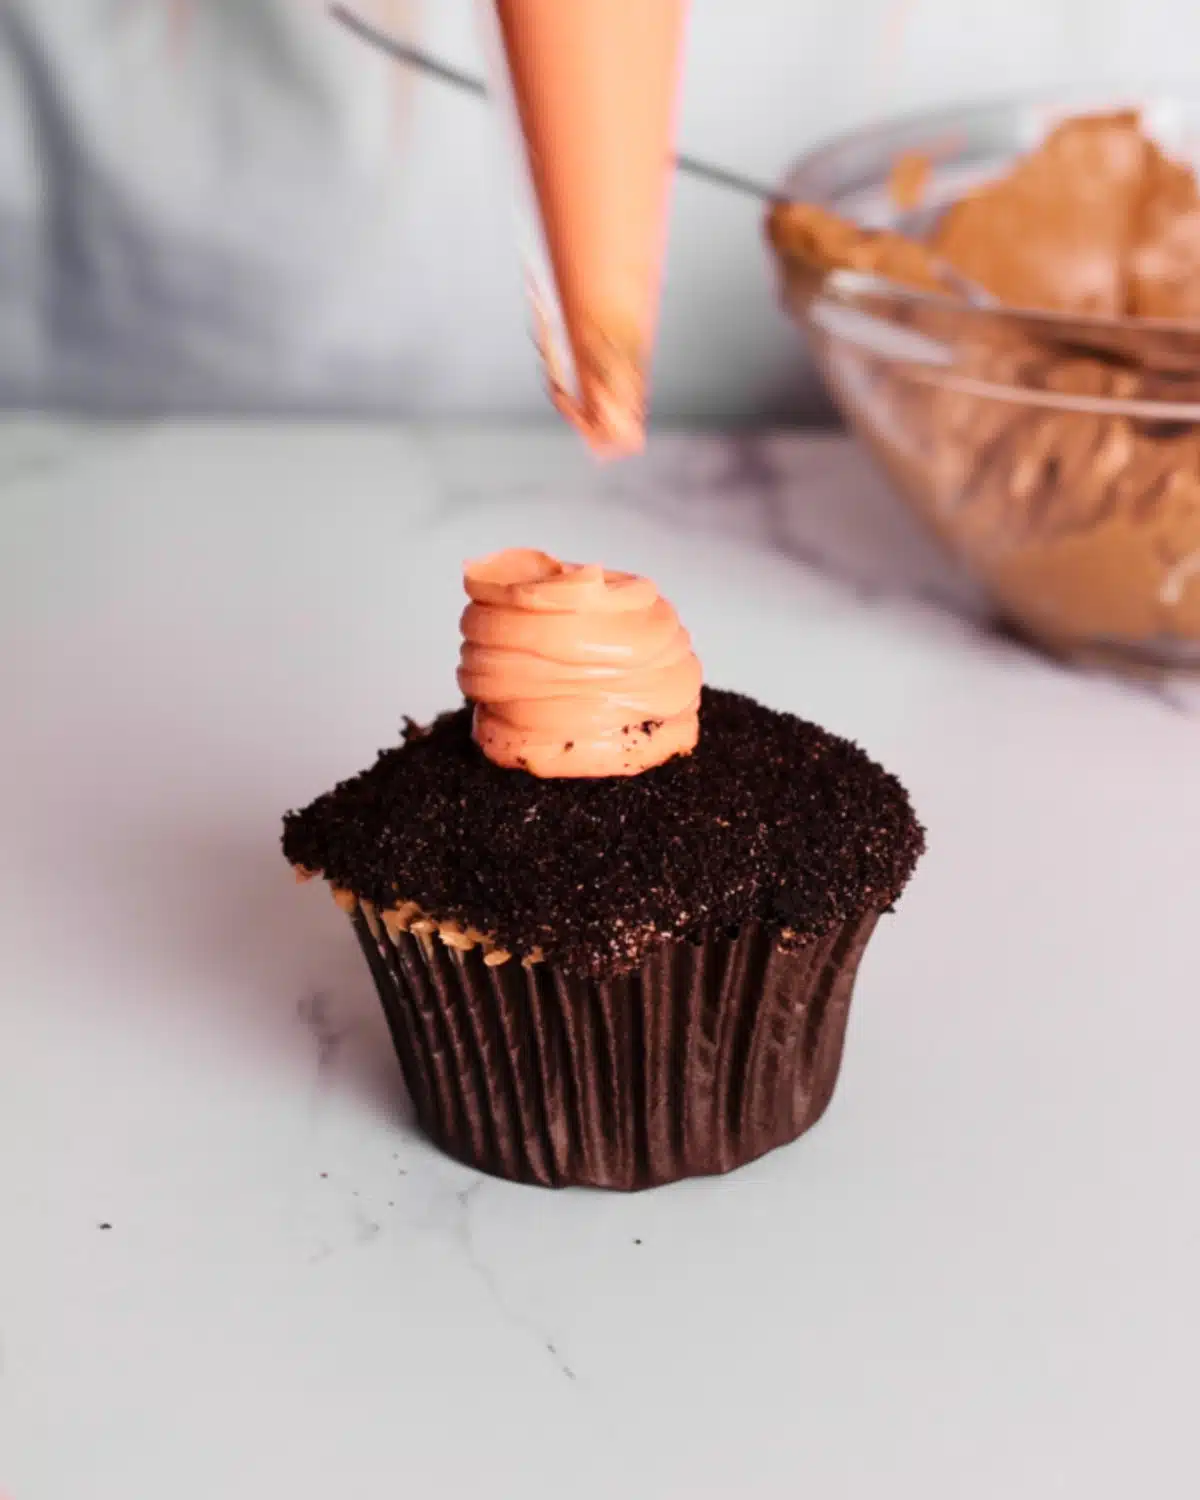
349,900,880,1190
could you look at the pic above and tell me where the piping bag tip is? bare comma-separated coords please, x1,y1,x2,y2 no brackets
552,372,648,458
535,306,649,456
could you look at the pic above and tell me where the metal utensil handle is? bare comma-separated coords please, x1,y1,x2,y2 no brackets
329,3,780,204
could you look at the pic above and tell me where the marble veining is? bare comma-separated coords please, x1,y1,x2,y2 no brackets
455,1178,580,1385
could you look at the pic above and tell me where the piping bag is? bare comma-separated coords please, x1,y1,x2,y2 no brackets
481,0,689,456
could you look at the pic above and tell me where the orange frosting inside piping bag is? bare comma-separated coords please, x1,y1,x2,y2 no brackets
491,0,688,456
458,549,702,778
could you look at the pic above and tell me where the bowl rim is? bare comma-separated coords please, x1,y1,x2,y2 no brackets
776,86,1200,368
779,82,1200,205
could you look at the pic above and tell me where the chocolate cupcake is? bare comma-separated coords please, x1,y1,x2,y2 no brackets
283,550,924,1190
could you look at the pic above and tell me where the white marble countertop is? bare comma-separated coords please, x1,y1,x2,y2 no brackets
3,421,1198,1500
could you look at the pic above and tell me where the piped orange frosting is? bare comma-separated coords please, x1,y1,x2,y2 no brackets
492,0,688,455
458,549,702,777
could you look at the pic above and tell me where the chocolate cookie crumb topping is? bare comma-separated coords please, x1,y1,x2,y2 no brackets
283,688,924,977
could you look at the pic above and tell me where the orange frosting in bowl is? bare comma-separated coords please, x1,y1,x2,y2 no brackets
458,549,702,777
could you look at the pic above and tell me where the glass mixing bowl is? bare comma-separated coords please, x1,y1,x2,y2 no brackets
773,92,1200,671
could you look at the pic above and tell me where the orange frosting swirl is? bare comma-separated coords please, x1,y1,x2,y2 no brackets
457,549,702,777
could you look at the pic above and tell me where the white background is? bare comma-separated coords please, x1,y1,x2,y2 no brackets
2,0,1199,416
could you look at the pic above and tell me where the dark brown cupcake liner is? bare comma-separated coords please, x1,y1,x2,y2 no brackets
349,902,880,1190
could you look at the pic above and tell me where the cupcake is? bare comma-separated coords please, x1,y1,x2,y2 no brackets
283,549,924,1190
